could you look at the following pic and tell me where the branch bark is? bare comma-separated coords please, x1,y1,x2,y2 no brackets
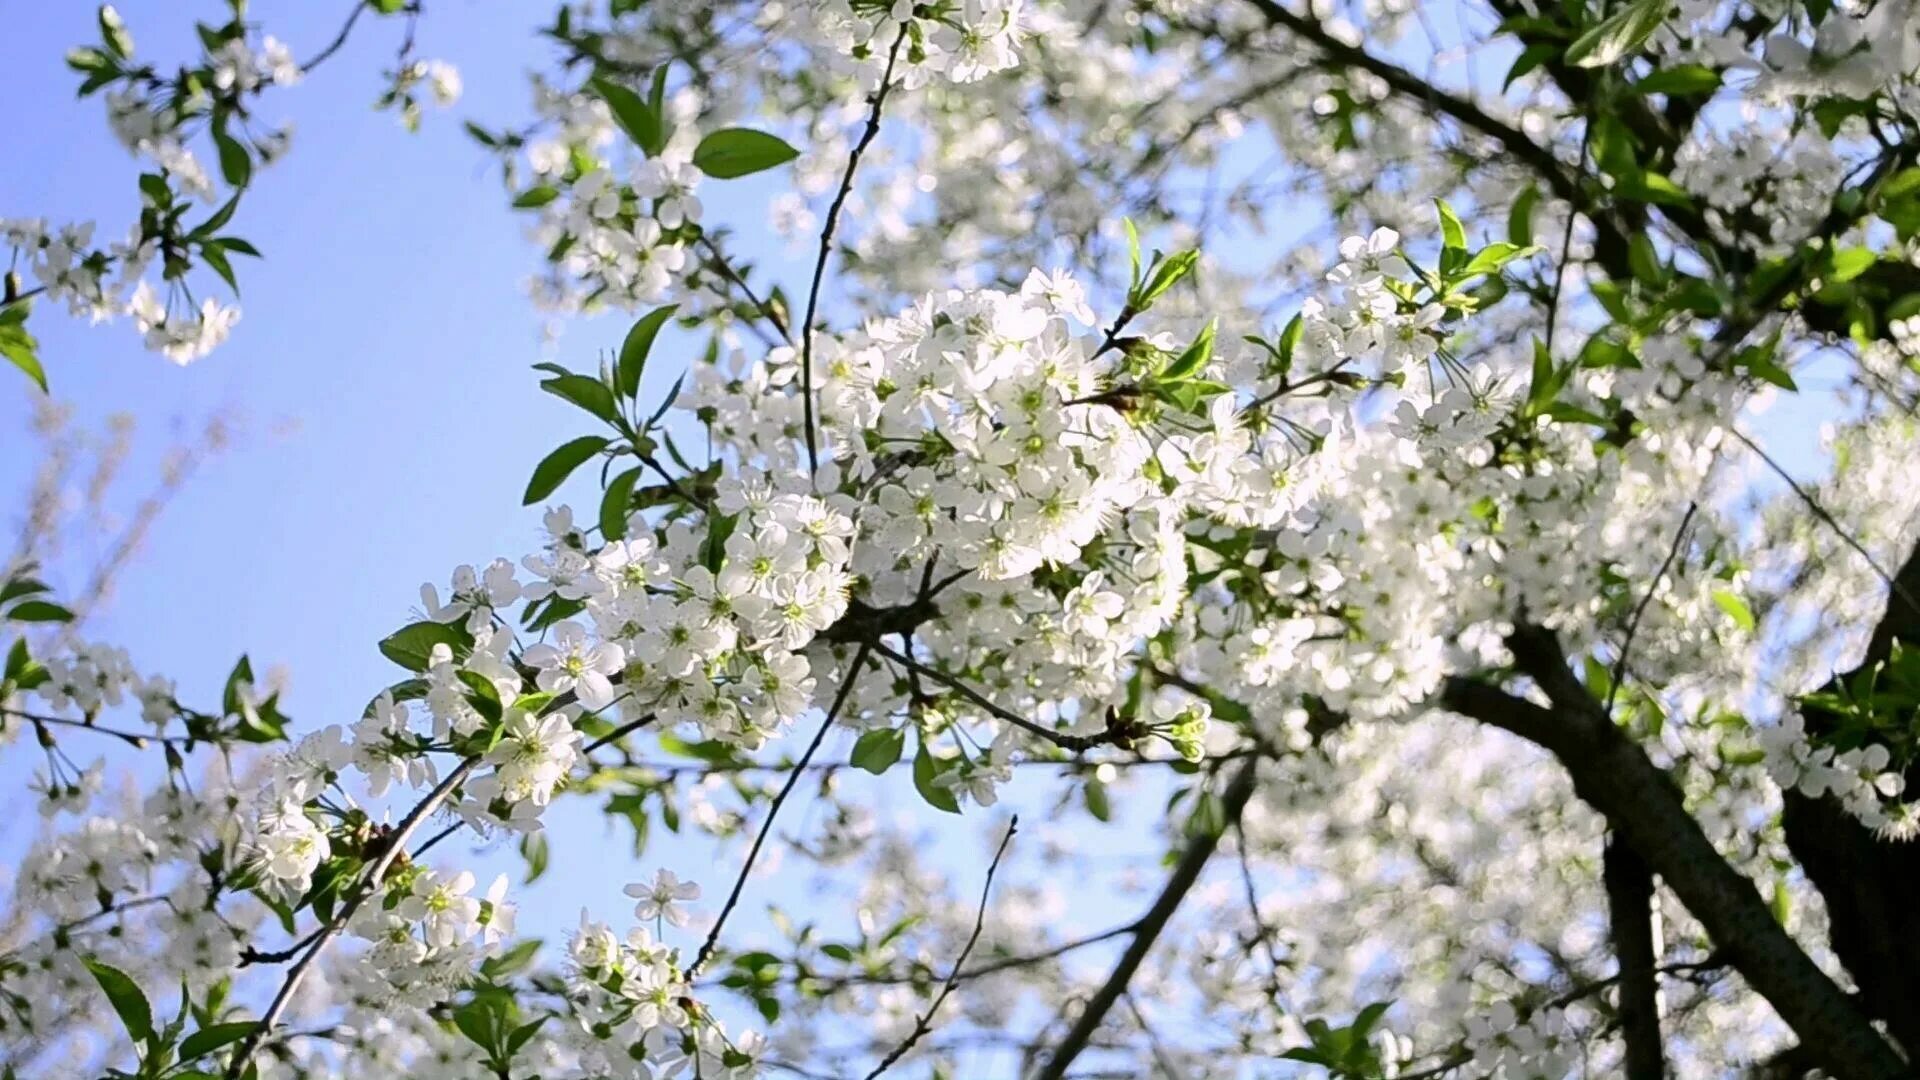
1603,836,1666,1079
1031,757,1261,1080
1441,628,1906,1080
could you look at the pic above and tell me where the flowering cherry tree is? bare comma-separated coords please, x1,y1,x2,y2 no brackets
8,0,1920,1078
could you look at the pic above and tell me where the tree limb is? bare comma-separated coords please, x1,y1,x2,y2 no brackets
1032,757,1261,1080
1440,628,1906,1080
1603,835,1666,1079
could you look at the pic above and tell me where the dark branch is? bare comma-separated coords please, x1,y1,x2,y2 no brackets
862,817,1018,1079
1032,757,1261,1080
1441,627,1906,1080
1603,836,1665,1080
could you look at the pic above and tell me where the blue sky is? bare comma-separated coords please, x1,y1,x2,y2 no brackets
0,0,804,963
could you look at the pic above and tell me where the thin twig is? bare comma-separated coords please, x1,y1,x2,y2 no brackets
862,817,1019,1079
1231,817,1289,1018
697,232,791,344
3,707,195,748
1607,501,1697,716
688,642,872,978
299,1,371,75
1729,426,1920,618
868,638,1121,753
798,25,908,476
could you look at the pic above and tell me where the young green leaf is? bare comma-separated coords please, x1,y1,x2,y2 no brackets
591,77,662,157
180,1021,260,1061
84,959,153,1045
523,435,610,504
1160,318,1217,382
1435,198,1467,252
1566,0,1669,68
539,374,620,423
378,620,473,672
912,741,962,814
851,728,906,774
618,304,678,398
691,128,801,179
600,466,642,542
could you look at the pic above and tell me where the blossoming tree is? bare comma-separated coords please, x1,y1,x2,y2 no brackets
7,0,1920,1077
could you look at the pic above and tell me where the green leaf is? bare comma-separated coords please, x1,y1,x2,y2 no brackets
600,466,642,542
1084,779,1112,822
1160,318,1217,382
213,127,250,187
912,741,961,814
1458,242,1532,280
1618,170,1694,209
523,435,610,504
1185,790,1226,838
0,312,46,393
180,1021,260,1060
540,374,620,423
591,77,662,156
1711,588,1756,633
200,244,239,294
850,728,906,774
1829,247,1877,283
691,128,801,179
1879,167,1920,203
519,830,550,884
512,185,560,209
1566,0,1669,68
458,669,504,723
1632,64,1721,96
480,939,542,980
1628,234,1664,287
84,960,153,1044
1133,249,1200,309
6,599,74,623
618,304,678,398
378,621,472,672
1508,186,1540,247
1504,42,1558,89
1435,198,1466,252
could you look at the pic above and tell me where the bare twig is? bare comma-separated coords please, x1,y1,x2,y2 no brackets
1032,758,1261,1080
1607,501,1697,715
688,643,872,978
868,638,1123,753
798,25,908,475
862,817,1019,1079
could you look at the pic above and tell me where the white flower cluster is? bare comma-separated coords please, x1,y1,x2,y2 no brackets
1461,1002,1577,1077
520,104,700,314
21,639,176,727
1759,717,1910,832
3,216,238,368
800,0,1028,86
567,911,766,1079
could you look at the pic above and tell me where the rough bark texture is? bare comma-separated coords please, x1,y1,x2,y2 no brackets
1781,538,1920,1066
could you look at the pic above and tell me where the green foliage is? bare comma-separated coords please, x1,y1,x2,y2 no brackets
1565,0,1668,68
378,620,475,672
692,128,802,179
523,435,611,504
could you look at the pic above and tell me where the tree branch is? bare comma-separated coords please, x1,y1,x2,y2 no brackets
1032,757,1261,1080
798,25,907,475
1603,835,1665,1079
1441,628,1906,1080
862,817,1018,1079
688,642,871,979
